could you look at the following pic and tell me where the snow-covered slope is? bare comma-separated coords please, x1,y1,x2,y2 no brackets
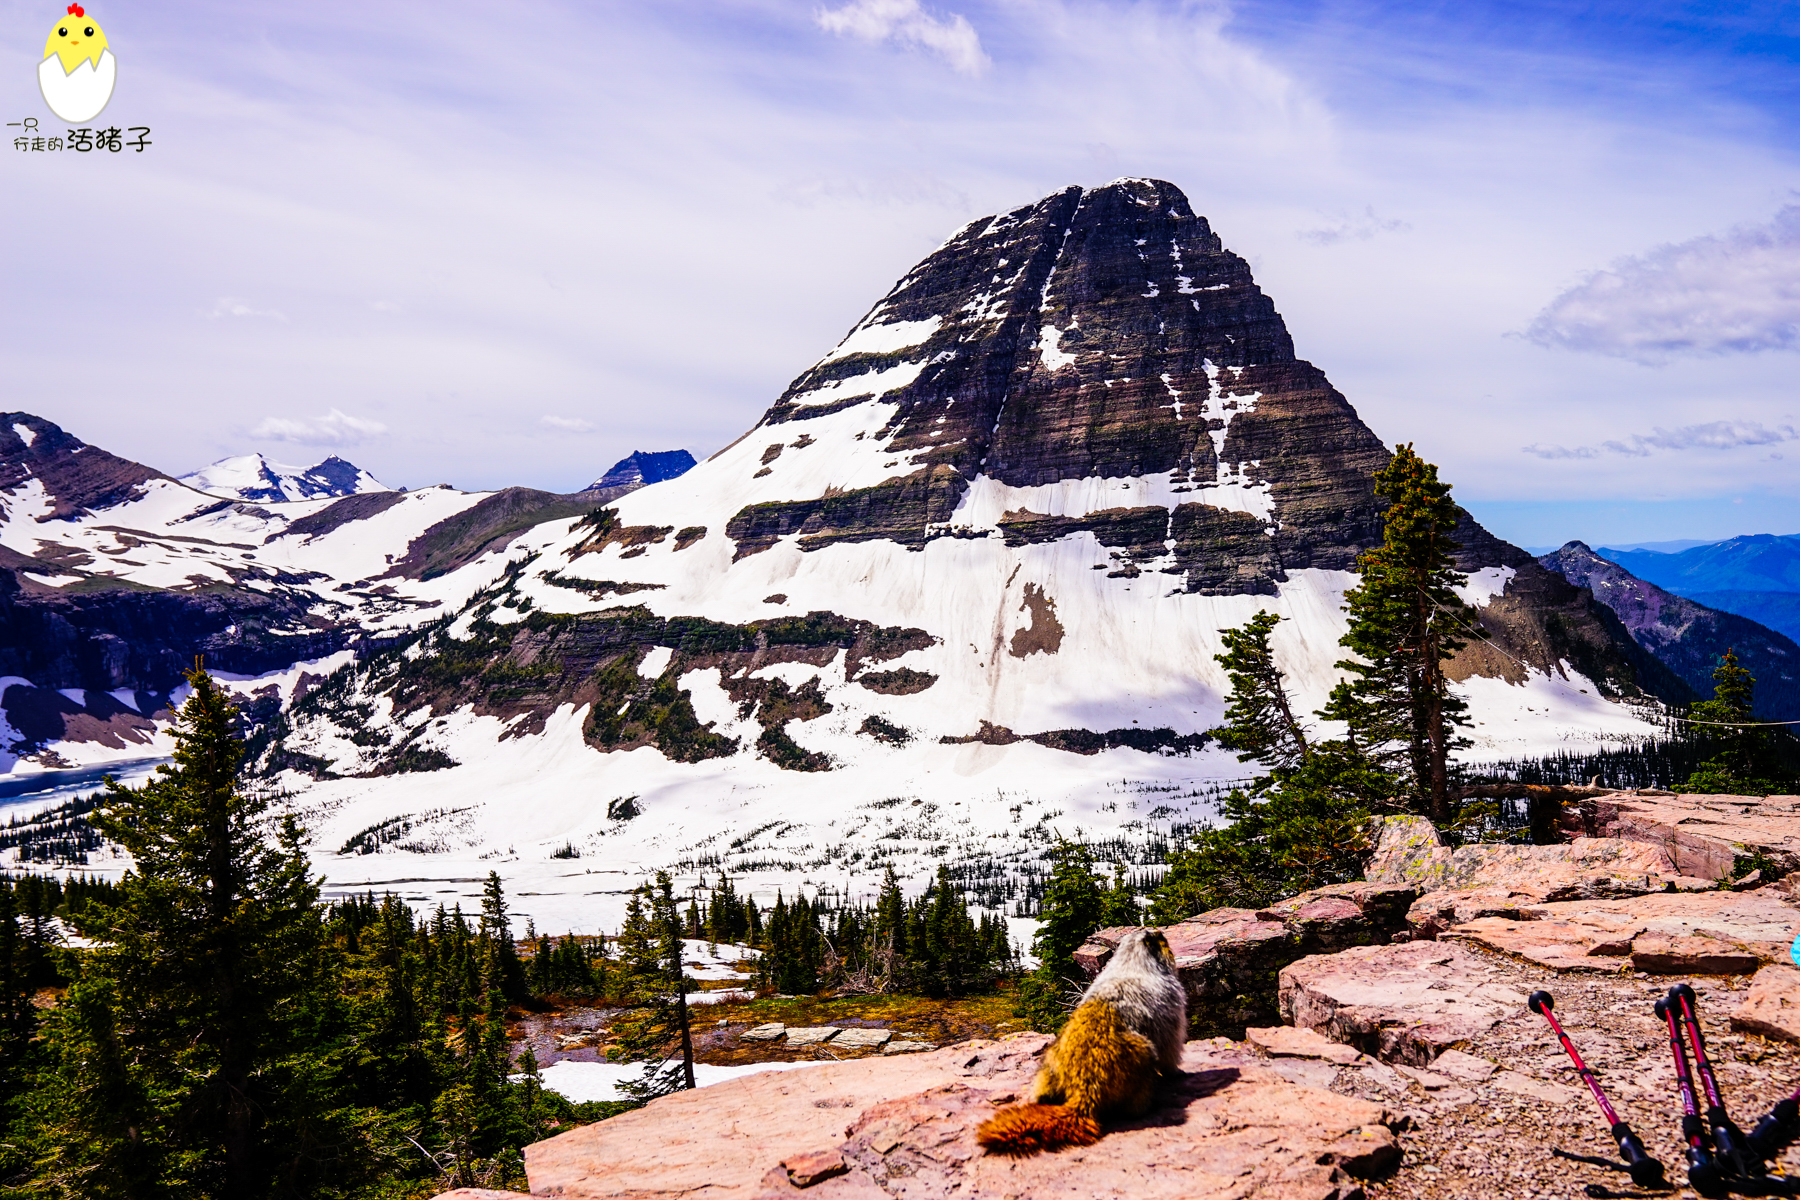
245,180,1671,931
0,414,577,774
180,453,389,503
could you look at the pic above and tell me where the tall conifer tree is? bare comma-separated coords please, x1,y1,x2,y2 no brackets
37,667,335,1197
1324,445,1482,820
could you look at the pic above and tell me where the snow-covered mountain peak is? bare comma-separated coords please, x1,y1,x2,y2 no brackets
179,453,389,503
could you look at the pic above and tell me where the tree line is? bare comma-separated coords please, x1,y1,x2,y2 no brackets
0,668,1029,1198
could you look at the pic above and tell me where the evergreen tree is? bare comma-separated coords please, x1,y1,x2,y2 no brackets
0,881,30,1064
1322,445,1481,820
479,871,528,1002
28,667,343,1197
1149,609,1385,923
1210,611,1310,771
1099,862,1139,928
758,893,825,994
1147,743,1376,920
0,880,39,1190
1682,648,1777,792
1014,841,1105,1033
612,874,695,1105
915,868,984,999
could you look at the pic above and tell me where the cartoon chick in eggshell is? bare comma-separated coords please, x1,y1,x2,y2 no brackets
39,4,115,124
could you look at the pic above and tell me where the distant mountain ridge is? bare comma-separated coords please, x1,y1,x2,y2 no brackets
1598,534,1800,645
1599,535,1800,595
179,453,389,503
1538,541,1800,720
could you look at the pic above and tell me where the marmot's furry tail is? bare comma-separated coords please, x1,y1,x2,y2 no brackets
975,1103,1102,1154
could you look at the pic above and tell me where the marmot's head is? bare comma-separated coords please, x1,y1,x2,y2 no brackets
1114,927,1177,974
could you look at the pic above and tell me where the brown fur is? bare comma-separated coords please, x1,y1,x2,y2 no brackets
976,929,1184,1155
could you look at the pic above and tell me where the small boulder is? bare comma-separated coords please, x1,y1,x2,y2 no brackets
1732,965,1800,1043
832,1028,893,1050
781,1148,849,1188
1245,1025,1363,1065
743,1023,788,1041
786,1027,842,1046
882,1040,934,1054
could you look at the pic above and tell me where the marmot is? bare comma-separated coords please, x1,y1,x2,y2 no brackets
977,927,1187,1154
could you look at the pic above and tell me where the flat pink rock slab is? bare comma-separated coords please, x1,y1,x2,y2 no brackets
524,1035,1396,1199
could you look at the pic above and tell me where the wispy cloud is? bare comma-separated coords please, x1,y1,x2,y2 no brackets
1296,207,1410,246
207,296,287,322
252,408,387,448
1523,421,1800,460
1524,206,1800,363
540,414,595,433
816,0,989,76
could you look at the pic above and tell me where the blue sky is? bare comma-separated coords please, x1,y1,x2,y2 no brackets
3,0,1797,547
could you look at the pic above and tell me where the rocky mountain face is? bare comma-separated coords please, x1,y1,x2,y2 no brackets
584,449,697,494
231,179,1683,932
1539,541,1800,719
179,452,389,503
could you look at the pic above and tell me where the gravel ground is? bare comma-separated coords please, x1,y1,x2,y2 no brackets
1334,947,1800,1200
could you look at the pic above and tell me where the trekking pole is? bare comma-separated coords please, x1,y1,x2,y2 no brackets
1659,993,1725,1195
1529,991,1664,1187
1673,983,1760,1178
1748,1086,1800,1164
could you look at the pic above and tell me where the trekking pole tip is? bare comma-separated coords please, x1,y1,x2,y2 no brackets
1528,990,1553,1015
1655,996,1671,1018
1672,982,1697,1005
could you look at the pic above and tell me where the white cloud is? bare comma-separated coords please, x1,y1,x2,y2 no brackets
207,296,287,321
1524,206,1800,363
540,414,595,433
251,408,387,447
816,0,989,76
1523,421,1799,460
1296,207,1410,246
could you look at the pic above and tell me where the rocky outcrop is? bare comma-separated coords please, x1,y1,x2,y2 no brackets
1441,888,1800,973
384,488,602,581
1559,790,1800,882
1443,557,1695,704
515,1035,1397,1200
1364,814,1718,938
1074,881,1418,1036
1541,541,1800,719
0,569,349,699
330,606,933,764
